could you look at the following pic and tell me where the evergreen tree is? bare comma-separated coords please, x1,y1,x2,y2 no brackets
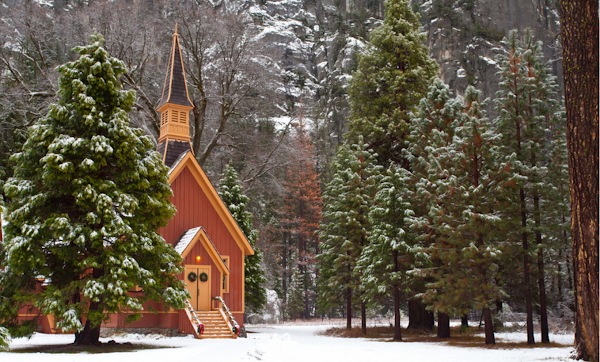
356,164,422,340
347,0,438,165
494,29,568,344
317,138,381,332
218,164,267,313
408,80,521,344
405,79,460,335
0,34,188,345
0,326,9,351
280,125,322,318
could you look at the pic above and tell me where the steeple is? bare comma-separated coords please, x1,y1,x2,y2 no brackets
157,24,194,167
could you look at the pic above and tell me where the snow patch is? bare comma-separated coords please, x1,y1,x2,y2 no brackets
174,227,201,255
480,56,498,66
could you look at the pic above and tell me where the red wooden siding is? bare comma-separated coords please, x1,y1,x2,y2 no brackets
178,309,196,334
158,166,245,312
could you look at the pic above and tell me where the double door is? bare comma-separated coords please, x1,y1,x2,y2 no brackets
185,265,211,311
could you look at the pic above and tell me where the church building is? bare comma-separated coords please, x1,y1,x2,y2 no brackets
102,26,254,338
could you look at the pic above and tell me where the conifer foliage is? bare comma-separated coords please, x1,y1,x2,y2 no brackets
0,34,188,345
494,29,568,344
347,0,438,164
357,164,420,340
318,138,381,331
410,82,520,344
218,164,267,313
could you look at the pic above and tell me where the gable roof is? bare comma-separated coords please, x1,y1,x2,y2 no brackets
174,227,229,275
157,27,193,110
169,151,255,256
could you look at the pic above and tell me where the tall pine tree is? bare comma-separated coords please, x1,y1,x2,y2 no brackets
0,34,188,345
405,79,460,335
218,164,267,314
346,0,438,165
317,138,381,332
415,85,519,344
357,164,422,340
494,29,568,344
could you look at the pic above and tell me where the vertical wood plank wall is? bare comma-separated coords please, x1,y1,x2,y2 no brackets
159,166,244,313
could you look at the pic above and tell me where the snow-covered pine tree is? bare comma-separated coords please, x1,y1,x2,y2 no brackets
494,29,568,344
543,112,572,307
0,34,188,345
346,0,438,165
218,164,267,314
405,79,460,334
356,164,422,340
317,137,381,332
413,84,520,345
0,326,9,351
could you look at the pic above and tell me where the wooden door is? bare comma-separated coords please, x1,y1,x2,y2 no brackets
184,265,211,311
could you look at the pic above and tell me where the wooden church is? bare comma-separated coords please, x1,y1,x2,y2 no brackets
14,28,254,339
102,27,254,338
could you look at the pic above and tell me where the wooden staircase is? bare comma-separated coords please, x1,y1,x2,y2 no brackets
196,310,237,339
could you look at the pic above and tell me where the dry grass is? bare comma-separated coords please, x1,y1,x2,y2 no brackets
320,325,571,349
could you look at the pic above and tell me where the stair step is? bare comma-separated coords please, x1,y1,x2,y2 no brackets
186,309,235,339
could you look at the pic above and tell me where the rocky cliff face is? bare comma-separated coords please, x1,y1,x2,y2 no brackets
419,0,562,115
245,0,562,159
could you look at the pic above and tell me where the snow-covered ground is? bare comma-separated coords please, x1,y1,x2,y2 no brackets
2,324,574,362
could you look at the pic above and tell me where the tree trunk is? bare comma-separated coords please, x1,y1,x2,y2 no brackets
282,231,288,306
483,307,495,345
461,314,468,327
561,1,599,361
534,192,549,343
437,312,450,338
408,298,434,330
393,250,402,340
346,287,352,330
520,187,535,345
74,301,101,345
536,238,550,343
557,248,563,303
361,301,366,336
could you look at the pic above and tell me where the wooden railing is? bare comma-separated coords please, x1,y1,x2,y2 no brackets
183,300,204,338
212,296,240,337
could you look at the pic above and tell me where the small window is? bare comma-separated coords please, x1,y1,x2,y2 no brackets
172,110,179,123
222,256,230,293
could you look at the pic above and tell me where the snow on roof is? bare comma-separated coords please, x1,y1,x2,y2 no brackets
173,226,229,273
168,150,190,176
174,227,201,255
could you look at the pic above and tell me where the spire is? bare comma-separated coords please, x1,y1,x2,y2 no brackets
156,24,194,166
158,24,193,110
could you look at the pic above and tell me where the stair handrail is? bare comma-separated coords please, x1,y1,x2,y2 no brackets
184,300,205,335
212,296,240,336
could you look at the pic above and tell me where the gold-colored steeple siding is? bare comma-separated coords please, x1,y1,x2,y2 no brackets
157,24,194,144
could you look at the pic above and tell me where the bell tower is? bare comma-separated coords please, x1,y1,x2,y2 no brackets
156,24,194,167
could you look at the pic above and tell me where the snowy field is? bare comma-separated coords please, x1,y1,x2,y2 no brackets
1,324,574,362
